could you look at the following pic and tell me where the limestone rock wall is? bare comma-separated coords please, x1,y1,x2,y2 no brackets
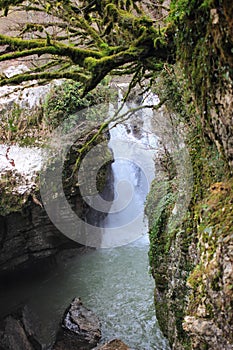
147,120,233,350
147,1,233,349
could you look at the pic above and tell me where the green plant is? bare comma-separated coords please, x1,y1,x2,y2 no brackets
43,79,114,129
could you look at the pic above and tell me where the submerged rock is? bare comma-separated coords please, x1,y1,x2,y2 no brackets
93,339,131,350
53,297,101,350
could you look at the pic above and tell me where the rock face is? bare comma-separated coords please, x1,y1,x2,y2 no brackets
53,298,101,350
0,85,113,275
0,199,82,277
183,317,233,350
210,85,233,167
0,65,80,277
145,1,233,349
182,180,233,350
0,305,43,350
147,132,233,350
0,132,113,276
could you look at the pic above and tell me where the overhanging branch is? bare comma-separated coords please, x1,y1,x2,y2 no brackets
0,71,89,86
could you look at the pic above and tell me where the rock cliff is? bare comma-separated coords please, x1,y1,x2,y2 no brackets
0,71,113,277
146,1,233,349
0,198,82,278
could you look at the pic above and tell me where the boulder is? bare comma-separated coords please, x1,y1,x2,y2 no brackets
93,339,131,350
53,298,101,350
0,305,43,350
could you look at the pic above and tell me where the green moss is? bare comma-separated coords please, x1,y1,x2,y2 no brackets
211,271,221,291
197,180,233,255
43,79,114,129
145,179,177,270
170,0,233,157
187,264,205,290
146,6,232,340
0,171,31,215
154,295,169,337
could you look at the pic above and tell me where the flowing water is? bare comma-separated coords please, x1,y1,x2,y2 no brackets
0,237,170,349
0,90,170,349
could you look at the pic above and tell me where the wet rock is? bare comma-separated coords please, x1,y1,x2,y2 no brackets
53,298,101,350
0,200,82,278
93,339,131,350
0,305,43,350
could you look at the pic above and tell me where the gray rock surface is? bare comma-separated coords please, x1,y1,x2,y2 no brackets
0,199,82,277
0,305,43,350
53,298,101,350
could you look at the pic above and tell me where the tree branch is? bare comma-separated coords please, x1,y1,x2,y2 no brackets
0,71,89,86
0,0,175,94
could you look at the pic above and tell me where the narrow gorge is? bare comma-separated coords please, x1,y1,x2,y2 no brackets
0,1,233,350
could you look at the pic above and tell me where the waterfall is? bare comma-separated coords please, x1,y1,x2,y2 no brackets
100,85,158,247
0,86,171,350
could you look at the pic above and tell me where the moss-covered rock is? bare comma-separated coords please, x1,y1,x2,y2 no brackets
184,179,233,349
145,1,233,349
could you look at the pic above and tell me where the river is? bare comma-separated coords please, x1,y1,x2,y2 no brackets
0,237,170,350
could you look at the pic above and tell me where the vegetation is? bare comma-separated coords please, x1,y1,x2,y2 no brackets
0,170,29,214
0,0,174,95
44,78,114,128
0,1,232,107
0,1,232,160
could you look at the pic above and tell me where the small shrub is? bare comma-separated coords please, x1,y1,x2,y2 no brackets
44,79,115,128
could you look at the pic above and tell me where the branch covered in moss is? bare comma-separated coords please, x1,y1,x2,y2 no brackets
0,0,175,94
0,70,89,85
